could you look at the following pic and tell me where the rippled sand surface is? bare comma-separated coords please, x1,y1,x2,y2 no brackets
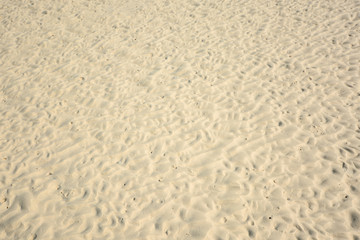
1,0,360,239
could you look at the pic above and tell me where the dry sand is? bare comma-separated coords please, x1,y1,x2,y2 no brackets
1,0,360,239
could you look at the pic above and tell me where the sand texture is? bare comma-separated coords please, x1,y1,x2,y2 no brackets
1,0,360,239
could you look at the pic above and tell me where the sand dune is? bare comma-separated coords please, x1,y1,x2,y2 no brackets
1,0,360,239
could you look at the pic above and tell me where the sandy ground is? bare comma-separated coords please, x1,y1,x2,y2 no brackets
0,0,360,239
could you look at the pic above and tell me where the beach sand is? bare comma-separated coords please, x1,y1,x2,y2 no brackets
0,0,359,239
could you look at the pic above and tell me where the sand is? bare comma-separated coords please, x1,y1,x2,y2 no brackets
0,0,360,239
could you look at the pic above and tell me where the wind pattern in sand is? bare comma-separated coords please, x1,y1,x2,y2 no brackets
0,0,360,239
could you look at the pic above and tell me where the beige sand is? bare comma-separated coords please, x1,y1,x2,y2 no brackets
1,0,360,239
